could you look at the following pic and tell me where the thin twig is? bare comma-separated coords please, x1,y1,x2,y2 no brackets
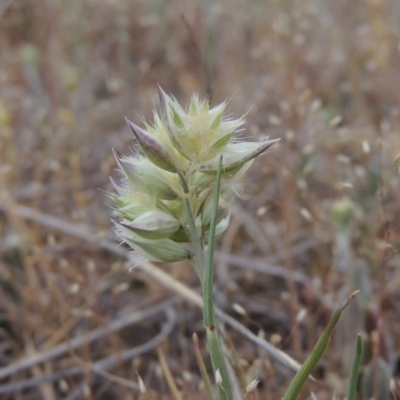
157,346,184,400
0,299,175,380
231,203,273,253
0,202,125,257
214,251,308,283
89,364,140,391
0,309,176,395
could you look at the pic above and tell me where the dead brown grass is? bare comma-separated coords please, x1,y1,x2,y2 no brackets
1,0,400,399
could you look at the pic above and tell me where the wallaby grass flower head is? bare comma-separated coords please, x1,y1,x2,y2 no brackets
111,87,279,262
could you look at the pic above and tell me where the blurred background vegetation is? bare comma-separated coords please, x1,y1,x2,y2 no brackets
0,0,400,399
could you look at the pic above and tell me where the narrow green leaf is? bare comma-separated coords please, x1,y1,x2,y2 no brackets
361,358,391,400
283,291,359,400
346,335,363,400
202,156,235,400
207,327,234,400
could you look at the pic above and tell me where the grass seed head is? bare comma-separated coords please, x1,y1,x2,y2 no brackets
111,88,279,262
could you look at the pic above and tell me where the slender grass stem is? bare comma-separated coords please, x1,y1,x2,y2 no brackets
204,156,223,328
203,156,234,400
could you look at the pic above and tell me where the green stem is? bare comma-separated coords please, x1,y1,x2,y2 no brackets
182,158,233,400
204,156,223,327
203,156,234,400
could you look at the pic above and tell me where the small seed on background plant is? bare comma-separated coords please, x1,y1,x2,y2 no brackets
296,309,307,323
336,182,353,190
239,359,249,368
113,282,130,295
47,234,56,246
268,114,282,126
138,375,147,394
59,259,69,269
336,154,351,164
182,371,192,382
302,144,314,155
310,99,322,112
279,100,290,113
69,283,80,294
270,333,282,346
82,385,91,397
329,115,343,127
246,378,260,393
232,303,247,316
257,206,267,217
300,208,313,222
86,260,96,271
58,380,69,393
362,140,371,153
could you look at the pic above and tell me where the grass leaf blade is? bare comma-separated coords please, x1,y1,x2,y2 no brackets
283,291,359,400
346,334,363,400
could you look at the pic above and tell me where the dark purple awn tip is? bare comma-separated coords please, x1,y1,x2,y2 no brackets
143,135,174,159
157,85,169,105
126,118,158,149
125,117,141,138
126,118,161,151
125,116,177,172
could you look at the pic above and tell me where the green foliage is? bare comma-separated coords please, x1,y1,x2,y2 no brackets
284,292,359,400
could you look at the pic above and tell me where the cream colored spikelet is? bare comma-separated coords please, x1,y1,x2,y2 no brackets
110,87,279,262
